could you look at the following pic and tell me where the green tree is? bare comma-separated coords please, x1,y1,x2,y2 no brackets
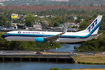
25,13,34,17
0,15,9,27
79,22,89,30
25,19,33,27
75,17,81,23
25,13,38,27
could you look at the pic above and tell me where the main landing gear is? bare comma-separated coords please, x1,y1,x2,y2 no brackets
50,42,53,46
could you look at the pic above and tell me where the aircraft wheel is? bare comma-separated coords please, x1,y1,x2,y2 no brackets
50,43,53,46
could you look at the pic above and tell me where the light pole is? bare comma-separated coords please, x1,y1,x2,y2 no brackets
56,48,57,53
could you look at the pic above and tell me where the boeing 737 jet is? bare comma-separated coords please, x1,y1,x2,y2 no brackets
1,15,102,46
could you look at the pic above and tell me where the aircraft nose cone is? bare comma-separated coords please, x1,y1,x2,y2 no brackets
1,35,5,38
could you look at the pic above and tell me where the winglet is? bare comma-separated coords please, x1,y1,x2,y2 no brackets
63,22,69,33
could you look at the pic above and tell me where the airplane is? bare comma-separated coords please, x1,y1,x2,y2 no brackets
1,15,102,46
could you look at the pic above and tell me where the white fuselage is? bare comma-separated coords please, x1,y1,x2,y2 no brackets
3,31,98,43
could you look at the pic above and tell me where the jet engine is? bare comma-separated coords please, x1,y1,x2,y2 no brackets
35,38,45,43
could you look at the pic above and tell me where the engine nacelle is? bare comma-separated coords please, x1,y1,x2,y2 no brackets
35,38,45,43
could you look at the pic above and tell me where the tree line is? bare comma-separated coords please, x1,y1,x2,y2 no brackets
0,9,105,28
74,31,105,52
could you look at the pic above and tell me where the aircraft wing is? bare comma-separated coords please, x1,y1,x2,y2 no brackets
45,32,64,42
45,23,69,42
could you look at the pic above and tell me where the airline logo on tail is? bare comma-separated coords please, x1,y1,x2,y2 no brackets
87,19,97,32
